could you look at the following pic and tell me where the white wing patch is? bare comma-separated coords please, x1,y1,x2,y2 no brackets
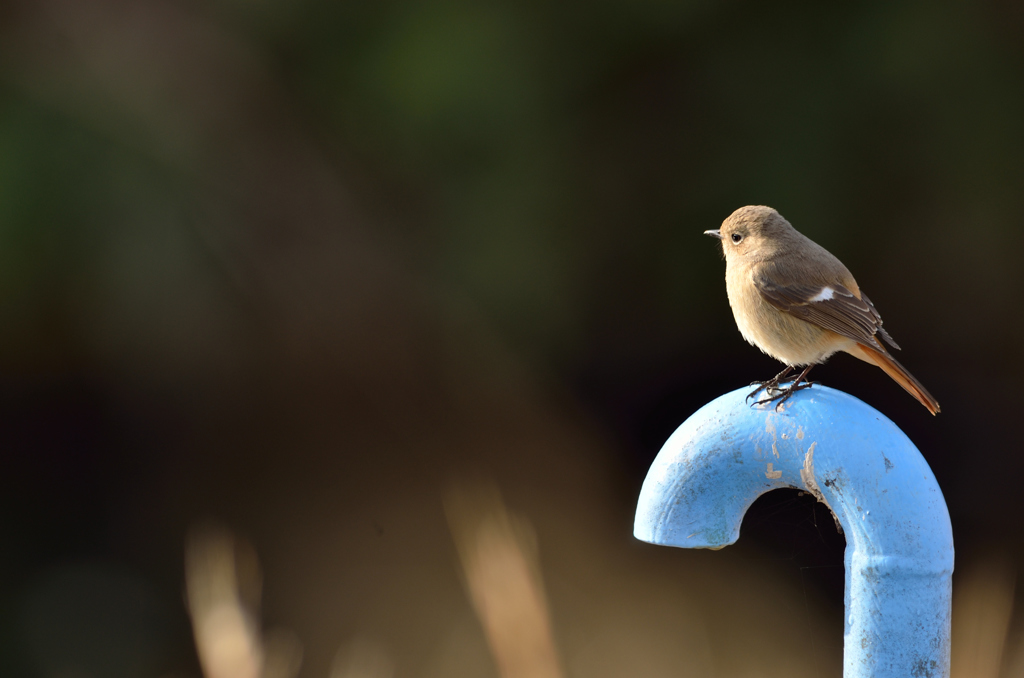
809,286,835,302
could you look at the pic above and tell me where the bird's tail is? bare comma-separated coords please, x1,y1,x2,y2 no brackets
849,343,940,415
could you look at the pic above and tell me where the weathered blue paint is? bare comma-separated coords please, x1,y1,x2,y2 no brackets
635,385,953,678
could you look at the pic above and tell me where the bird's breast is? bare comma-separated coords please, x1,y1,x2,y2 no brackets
725,267,853,366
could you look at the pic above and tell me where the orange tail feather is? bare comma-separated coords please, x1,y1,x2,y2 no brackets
849,343,941,415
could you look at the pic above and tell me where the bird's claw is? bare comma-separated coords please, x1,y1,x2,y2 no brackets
745,366,797,402
748,364,816,410
753,380,815,411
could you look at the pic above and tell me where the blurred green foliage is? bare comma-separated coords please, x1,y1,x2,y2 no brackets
281,0,1024,366
3,0,1023,374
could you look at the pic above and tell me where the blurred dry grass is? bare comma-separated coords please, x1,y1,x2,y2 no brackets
951,559,1017,678
445,484,564,678
183,513,1024,678
186,526,302,678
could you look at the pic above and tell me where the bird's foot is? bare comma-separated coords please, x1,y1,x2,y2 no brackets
745,366,795,402
748,364,816,411
753,380,815,411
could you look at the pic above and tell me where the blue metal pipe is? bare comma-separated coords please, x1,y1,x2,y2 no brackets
634,385,953,678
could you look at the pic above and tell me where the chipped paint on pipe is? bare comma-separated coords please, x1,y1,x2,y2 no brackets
634,385,953,678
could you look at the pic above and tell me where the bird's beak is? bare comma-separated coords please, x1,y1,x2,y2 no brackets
704,229,722,240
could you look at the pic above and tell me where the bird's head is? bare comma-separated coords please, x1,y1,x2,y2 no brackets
705,205,797,262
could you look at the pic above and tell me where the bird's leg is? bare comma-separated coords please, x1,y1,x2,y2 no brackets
746,365,795,402
754,364,816,411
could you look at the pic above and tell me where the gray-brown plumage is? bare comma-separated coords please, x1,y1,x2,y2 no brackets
705,205,940,415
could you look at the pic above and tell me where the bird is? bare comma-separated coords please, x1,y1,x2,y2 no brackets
705,205,940,415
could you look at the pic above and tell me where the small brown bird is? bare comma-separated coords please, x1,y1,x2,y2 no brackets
706,205,940,415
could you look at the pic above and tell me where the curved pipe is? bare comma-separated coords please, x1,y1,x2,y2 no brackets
635,385,953,678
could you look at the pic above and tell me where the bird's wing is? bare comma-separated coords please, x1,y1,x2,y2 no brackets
858,292,900,350
754,277,900,351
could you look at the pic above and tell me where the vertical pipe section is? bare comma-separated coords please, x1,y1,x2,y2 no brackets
634,385,953,678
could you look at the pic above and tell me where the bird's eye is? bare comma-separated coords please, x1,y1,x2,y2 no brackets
731,233,743,243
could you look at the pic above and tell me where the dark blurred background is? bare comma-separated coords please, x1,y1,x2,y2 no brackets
1,1,1023,676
